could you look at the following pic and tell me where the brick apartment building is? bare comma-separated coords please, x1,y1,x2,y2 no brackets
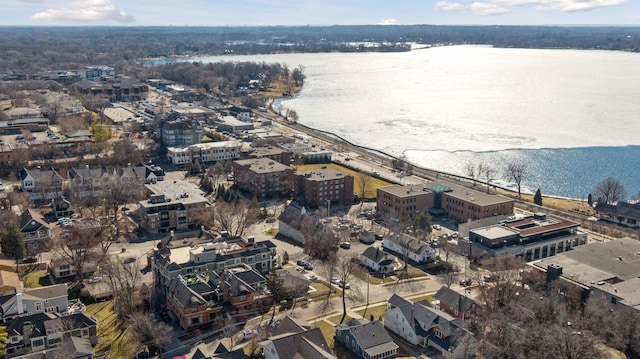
294,167,354,208
233,157,294,198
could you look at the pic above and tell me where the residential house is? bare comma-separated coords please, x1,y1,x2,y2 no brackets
595,201,640,228
276,267,311,299
377,181,513,222
20,167,64,202
152,237,276,310
48,255,99,280
166,141,242,166
383,233,435,264
384,295,476,359
167,340,244,359
68,163,162,200
19,209,51,250
67,165,111,199
261,318,335,359
165,264,270,330
433,286,478,320
159,119,203,146
467,213,587,261
294,168,354,208
335,318,398,359
233,157,294,199
0,284,69,319
138,179,209,235
0,271,21,296
4,311,97,358
359,247,398,274
52,196,72,219
277,203,325,245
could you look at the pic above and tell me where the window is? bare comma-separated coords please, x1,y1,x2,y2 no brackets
32,338,44,348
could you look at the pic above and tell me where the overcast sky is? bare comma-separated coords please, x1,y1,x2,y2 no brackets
0,0,637,26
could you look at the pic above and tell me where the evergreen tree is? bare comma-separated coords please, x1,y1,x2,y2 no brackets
534,188,543,206
587,193,593,207
1,226,25,263
0,325,6,359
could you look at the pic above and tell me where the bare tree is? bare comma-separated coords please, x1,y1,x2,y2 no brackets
47,225,103,281
334,253,363,324
214,201,257,237
265,270,287,324
355,172,372,204
464,161,484,188
102,255,142,319
593,176,627,205
503,162,528,200
128,311,173,356
438,264,461,288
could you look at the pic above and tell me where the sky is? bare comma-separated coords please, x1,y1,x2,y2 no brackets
0,0,637,27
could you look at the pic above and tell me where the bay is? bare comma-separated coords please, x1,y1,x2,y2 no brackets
197,46,640,199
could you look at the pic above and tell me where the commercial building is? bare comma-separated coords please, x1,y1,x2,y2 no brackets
467,213,587,261
159,119,204,147
240,146,291,166
138,180,209,235
166,141,242,166
377,181,514,222
294,167,354,208
233,157,294,198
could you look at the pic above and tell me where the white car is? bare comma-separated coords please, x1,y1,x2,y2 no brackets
331,277,340,285
305,274,318,281
432,224,441,230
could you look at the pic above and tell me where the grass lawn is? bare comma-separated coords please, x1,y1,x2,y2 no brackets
85,301,134,358
408,293,435,303
24,270,47,288
309,283,342,299
295,163,391,199
355,304,387,321
313,320,337,348
326,313,352,325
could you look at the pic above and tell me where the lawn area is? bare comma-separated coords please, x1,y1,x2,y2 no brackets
310,283,342,299
85,301,134,358
326,313,352,325
353,269,395,285
408,293,435,303
355,304,387,321
295,163,391,199
313,320,337,348
24,270,47,288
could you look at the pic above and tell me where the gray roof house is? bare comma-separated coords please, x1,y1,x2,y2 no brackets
384,294,477,359
335,318,398,359
359,247,398,274
261,326,335,359
433,286,477,320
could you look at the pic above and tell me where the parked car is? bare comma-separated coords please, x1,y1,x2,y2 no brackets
296,259,307,266
432,224,441,230
459,279,471,287
303,263,314,271
339,242,351,249
305,274,318,281
331,277,340,285
339,281,350,289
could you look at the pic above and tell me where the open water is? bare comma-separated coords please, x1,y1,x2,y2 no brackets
197,46,640,199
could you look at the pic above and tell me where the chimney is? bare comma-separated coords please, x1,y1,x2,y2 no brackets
547,263,563,282
16,292,24,314
23,321,32,345
247,236,255,244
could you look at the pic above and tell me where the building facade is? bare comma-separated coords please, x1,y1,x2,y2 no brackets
233,157,294,198
294,167,354,208
166,141,242,166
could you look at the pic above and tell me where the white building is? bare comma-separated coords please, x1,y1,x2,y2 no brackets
166,141,242,165
383,233,436,264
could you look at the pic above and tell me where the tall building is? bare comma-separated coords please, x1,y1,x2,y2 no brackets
294,167,354,208
233,157,294,198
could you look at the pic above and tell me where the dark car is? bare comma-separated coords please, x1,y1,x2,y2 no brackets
303,263,314,271
339,242,351,249
296,259,306,266
459,279,471,287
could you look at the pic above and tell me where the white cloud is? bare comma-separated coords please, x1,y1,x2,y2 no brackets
433,1,467,11
471,2,512,15
379,18,397,25
30,0,134,23
491,0,627,12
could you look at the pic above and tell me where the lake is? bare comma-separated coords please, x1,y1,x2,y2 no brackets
197,46,640,199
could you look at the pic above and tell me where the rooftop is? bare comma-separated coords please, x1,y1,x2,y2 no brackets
298,167,350,182
234,157,292,174
140,179,208,208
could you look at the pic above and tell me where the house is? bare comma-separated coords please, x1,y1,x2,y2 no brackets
277,203,325,245
233,157,294,198
383,233,435,264
52,196,72,219
167,339,244,359
384,294,477,359
466,213,587,261
0,284,69,319
0,271,21,296
165,264,270,330
359,247,398,274
294,167,354,208
433,286,477,320
377,181,513,222
335,318,398,359
595,201,640,228
137,179,209,235
261,318,335,359
20,167,64,202
19,209,51,253
4,311,97,358
276,267,311,298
